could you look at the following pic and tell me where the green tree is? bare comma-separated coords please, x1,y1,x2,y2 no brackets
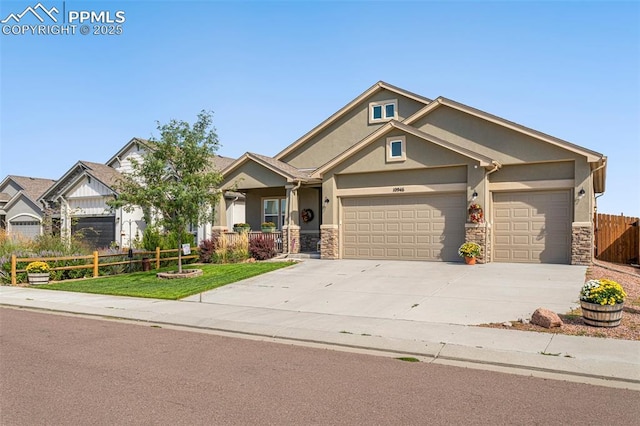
110,111,223,272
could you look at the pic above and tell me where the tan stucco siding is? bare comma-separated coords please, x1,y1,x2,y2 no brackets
414,106,583,164
490,162,575,183
281,90,426,169
336,167,466,190
331,133,474,175
573,161,593,222
298,187,320,231
222,162,288,190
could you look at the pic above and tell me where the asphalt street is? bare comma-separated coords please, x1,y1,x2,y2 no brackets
2,308,638,425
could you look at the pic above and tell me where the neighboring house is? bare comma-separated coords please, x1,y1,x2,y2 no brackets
216,81,606,265
0,176,56,239
37,138,241,249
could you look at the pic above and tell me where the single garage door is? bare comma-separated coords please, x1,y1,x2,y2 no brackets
72,216,115,249
10,219,41,240
493,190,571,264
342,193,466,261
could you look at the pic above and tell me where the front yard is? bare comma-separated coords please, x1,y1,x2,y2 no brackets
42,262,294,300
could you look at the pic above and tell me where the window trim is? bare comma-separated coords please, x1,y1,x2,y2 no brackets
386,136,406,162
262,197,286,230
369,99,398,123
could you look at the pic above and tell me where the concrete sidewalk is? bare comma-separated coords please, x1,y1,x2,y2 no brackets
1,277,639,390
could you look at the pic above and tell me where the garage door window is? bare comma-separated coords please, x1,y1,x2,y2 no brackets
386,136,406,162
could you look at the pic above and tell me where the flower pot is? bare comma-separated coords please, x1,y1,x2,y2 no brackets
464,256,476,265
233,226,250,233
27,272,50,285
580,301,623,327
261,226,276,233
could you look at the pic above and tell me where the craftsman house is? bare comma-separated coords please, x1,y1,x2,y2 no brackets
36,138,243,249
215,81,606,264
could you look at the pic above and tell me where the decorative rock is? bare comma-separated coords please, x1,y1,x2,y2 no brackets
502,322,512,327
531,308,563,328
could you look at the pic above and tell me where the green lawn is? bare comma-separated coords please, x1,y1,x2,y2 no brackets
42,262,294,300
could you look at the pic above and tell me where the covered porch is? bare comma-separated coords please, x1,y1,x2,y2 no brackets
215,153,323,254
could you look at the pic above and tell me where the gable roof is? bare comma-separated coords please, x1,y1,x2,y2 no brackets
105,137,149,167
5,175,56,203
79,161,123,188
405,97,605,163
274,81,432,161
39,161,122,201
0,176,55,211
222,152,312,182
311,120,498,178
211,155,236,171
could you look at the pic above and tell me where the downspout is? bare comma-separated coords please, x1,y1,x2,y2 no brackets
287,180,302,255
590,159,606,259
483,161,501,263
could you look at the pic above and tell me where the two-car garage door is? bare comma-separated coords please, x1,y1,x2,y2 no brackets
342,193,466,261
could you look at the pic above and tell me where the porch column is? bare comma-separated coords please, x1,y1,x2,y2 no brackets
211,194,228,237
60,197,71,247
283,183,300,254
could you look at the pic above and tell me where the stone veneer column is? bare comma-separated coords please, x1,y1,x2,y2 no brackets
283,225,301,254
320,224,339,259
464,223,490,263
571,222,593,265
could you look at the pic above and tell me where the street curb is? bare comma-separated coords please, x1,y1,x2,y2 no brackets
3,303,639,388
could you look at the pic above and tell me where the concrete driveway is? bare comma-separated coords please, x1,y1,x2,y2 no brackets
183,260,587,325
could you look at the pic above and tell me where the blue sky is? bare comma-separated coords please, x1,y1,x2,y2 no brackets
1,0,638,216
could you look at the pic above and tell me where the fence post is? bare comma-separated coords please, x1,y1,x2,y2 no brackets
11,254,16,285
156,246,160,269
93,251,99,277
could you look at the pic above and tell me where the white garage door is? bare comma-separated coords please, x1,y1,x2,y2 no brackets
342,193,466,261
493,190,571,264
10,220,41,240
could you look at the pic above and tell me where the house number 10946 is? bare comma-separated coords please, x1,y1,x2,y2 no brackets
393,187,405,192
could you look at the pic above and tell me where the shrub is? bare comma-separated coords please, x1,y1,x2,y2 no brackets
199,238,219,263
249,235,277,260
228,232,249,262
580,279,626,305
142,227,163,251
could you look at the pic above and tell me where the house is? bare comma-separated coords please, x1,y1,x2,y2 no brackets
0,175,56,239
215,81,606,265
37,138,242,249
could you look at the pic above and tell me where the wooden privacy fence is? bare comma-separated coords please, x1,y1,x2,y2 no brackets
10,247,199,285
594,213,640,264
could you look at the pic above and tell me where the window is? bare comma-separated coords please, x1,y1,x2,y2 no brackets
263,198,286,229
369,99,398,123
386,136,406,162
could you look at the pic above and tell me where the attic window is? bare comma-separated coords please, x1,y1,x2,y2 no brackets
369,99,397,123
386,136,406,162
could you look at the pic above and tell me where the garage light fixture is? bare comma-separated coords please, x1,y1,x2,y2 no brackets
471,191,478,201
324,197,330,206
578,188,586,199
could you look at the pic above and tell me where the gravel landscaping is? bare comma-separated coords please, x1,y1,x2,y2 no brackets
481,260,640,341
